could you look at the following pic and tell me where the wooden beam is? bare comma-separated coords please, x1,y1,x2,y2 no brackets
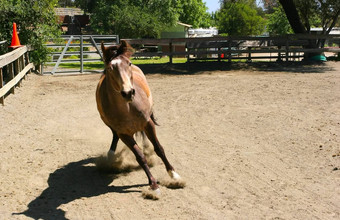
0,63,33,99
8,63,14,94
0,68,3,105
0,46,27,68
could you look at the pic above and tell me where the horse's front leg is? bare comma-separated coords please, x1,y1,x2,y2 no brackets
144,120,181,180
108,129,119,160
119,134,159,191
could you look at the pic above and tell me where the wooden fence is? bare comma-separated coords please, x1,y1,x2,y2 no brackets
0,46,34,105
124,34,340,63
42,34,340,74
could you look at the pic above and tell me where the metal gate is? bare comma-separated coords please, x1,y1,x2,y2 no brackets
43,35,119,74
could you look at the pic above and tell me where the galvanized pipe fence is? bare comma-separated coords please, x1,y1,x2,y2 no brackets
43,35,119,74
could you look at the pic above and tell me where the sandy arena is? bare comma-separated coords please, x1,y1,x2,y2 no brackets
0,61,339,219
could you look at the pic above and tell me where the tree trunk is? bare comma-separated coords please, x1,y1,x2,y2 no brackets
279,0,319,59
278,0,306,34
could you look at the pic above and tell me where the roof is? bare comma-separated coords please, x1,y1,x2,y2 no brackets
54,8,84,16
310,27,340,35
177,22,193,28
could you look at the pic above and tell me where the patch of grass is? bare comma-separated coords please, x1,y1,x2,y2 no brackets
132,57,187,64
58,62,104,70
55,57,188,70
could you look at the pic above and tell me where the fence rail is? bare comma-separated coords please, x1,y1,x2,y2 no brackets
43,34,340,74
123,34,340,63
0,46,33,105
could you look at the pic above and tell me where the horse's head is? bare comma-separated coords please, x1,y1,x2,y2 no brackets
101,40,135,102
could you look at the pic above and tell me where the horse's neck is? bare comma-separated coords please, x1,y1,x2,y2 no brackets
103,73,123,101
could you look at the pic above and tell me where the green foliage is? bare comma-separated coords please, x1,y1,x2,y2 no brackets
267,5,293,35
0,0,61,64
90,0,178,38
80,0,213,38
279,0,340,34
217,2,266,36
176,0,212,28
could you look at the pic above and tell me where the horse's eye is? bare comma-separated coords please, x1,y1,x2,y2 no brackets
129,63,132,66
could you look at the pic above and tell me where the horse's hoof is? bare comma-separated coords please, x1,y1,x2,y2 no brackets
142,187,161,200
107,150,115,161
168,170,181,180
153,187,161,195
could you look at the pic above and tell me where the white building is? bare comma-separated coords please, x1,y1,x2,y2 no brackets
188,27,218,38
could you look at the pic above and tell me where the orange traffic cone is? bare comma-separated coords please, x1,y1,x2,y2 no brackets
9,22,22,48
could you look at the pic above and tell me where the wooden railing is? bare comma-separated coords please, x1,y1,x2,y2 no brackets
124,34,340,63
42,34,340,74
0,46,34,105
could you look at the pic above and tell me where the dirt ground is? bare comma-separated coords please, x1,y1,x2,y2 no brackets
1,61,339,219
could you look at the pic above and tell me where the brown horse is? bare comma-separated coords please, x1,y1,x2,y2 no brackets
96,40,181,193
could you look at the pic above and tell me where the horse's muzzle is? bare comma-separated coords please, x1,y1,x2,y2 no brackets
121,89,135,101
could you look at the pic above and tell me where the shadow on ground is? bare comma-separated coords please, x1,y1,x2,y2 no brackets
14,158,146,220
138,61,336,75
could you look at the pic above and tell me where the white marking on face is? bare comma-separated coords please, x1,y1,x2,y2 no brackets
110,59,122,66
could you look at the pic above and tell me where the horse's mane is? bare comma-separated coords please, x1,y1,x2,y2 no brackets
117,40,134,58
102,40,134,63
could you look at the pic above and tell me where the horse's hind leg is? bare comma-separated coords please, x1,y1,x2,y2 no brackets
108,129,119,159
119,134,159,191
144,120,181,180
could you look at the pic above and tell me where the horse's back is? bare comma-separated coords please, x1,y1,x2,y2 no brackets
132,64,152,102
96,74,111,127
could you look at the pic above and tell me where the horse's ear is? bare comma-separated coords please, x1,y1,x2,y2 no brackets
101,42,106,62
119,40,134,58
120,40,128,48
101,42,106,51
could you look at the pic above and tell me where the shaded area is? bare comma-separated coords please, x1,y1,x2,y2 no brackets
138,61,336,75
14,158,146,220
50,60,337,76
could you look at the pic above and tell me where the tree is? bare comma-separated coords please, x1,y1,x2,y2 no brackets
279,0,340,37
0,0,60,64
90,0,179,38
278,0,307,34
278,0,340,54
74,0,98,14
262,0,279,14
220,0,257,8
58,0,76,7
176,0,212,28
267,5,293,35
79,0,213,38
217,2,266,36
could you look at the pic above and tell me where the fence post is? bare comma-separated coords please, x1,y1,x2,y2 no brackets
0,67,3,105
277,46,282,62
247,47,252,62
169,41,173,64
80,35,83,73
8,63,14,94
25,52,31,74
20,55,26,80
15,59,21,87
285,36,289,62
218,47,221,62
228,38,232,63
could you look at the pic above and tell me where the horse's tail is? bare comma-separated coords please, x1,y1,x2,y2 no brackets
150,112,159,126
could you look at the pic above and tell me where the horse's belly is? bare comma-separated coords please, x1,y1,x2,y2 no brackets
99,98,152,135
